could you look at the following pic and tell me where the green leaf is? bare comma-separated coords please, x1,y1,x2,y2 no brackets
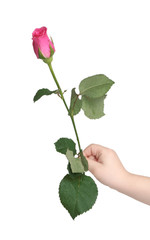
33,88,57,102
66,149,84,173
79,74,114,98
54,138,76,155
59,174,98,219
67,163,83,178
80,151,88,171
81,95,106,119
69,88,82,116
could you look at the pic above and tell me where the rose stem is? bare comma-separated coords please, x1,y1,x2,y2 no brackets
48,63,82,154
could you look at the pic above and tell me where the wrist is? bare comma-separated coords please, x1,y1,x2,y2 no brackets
112,170,132,193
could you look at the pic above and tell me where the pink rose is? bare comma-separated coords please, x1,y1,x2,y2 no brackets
32,27,55,59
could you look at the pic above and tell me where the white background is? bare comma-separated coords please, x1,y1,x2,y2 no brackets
0,0,150,239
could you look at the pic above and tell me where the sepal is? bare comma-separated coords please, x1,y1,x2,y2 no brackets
38,48,53,64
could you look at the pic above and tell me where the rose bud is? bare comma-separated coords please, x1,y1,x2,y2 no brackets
32,27,55,62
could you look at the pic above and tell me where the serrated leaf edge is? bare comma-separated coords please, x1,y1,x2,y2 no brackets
58,175,98,219
79,75,114,97
54,137,77,155
81,95,106,120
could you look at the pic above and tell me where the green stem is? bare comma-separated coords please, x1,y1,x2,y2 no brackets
70,115,82,152
48,63,82,153
48,64,69,112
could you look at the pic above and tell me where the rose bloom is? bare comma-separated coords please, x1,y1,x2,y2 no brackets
32,27,55,59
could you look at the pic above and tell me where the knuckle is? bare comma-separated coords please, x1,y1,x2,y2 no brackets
107,148,116,155
87,143,95,150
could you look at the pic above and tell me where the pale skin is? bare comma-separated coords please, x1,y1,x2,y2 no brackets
83,144,150,205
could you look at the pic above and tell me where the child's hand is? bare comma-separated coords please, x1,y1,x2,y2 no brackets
83,144,128,190
84,144,150,205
